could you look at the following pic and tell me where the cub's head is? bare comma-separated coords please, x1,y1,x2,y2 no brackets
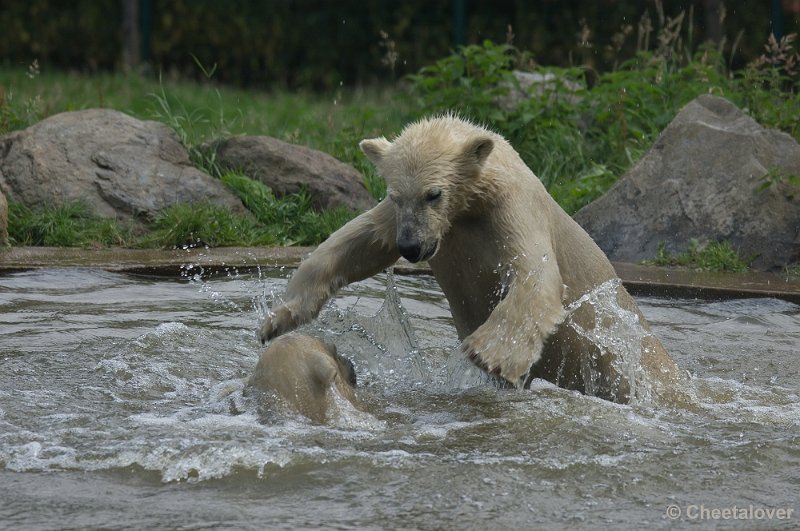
360,118,494,263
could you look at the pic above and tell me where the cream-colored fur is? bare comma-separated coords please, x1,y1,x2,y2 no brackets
249,332,358,423
259,115,680,403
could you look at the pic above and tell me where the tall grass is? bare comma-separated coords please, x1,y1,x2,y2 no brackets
134,202,273,248
0,67,411,179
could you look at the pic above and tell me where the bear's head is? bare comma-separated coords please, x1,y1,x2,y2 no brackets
249,333,358,423
360,117,494,263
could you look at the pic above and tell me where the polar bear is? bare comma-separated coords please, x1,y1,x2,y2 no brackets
259,115,681,403
249,332,359,423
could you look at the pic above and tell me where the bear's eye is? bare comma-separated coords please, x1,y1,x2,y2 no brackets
425,188,442,202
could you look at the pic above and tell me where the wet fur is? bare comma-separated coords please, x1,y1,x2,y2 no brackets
249,333,358,423
259,115,681,403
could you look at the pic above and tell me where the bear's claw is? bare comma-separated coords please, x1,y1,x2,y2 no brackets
257,303,300,344
462,343,506,380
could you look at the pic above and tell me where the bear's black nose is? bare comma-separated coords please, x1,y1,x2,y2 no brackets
397,238,422,262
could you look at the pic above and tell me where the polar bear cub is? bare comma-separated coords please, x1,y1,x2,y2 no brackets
249,333,358,423
258,115,681,403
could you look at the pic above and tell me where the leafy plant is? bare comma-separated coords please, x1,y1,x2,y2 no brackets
757,167,800,199
406,13,800,215
407,40,519,123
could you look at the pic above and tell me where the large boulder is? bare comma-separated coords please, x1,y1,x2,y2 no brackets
209,136,376,212
574,95,800,271
0,109,244,221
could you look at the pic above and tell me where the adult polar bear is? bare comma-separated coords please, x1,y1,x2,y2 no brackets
259,115,681,403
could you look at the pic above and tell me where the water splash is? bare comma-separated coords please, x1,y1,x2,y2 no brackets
310,271,486,393
563,278,652,404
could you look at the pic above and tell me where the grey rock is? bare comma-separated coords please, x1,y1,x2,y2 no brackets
0,109,244,221
574,95,800,271
210,135,376,212
497,70,584,111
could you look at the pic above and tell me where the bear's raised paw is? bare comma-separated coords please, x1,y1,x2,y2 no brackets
258,302,301,344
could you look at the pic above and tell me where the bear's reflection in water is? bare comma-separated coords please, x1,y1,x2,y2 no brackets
248,333,360,424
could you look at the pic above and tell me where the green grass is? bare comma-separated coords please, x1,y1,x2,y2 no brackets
0,67,411,175
8,200,133,247
220,172,358,245
134,202,274,248
2,14,799,263
1,67,410,249
647,240,751,273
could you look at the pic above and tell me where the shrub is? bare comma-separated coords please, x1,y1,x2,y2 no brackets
406,24,800,215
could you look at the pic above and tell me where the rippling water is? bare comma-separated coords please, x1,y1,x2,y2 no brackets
1,266,798,530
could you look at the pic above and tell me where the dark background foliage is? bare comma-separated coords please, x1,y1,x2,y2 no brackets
1,0,797,90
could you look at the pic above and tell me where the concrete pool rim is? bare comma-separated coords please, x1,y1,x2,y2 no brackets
1,246,798,304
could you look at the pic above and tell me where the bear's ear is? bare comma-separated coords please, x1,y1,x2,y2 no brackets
359,137,391,165
461,136,494,167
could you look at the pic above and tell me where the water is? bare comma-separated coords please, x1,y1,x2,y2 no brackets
1,267,799,530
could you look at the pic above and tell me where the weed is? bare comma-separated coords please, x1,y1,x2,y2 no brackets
784,265,800,279
648,240,750,272
739,33,800,139
148,76,233,175
0,60,45,134
757,167,799,199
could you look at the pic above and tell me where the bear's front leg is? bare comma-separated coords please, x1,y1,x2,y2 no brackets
462,255,566,386
259,200,399,343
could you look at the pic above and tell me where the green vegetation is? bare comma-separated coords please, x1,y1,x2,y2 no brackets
406,29,800,213
1,5,799,274
0,68,405,249
6,177,359,248
219,172,357,246
8,200,132,247
648,240,751,273
0,67,411,166
757,166,800,198
135,202,268,249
